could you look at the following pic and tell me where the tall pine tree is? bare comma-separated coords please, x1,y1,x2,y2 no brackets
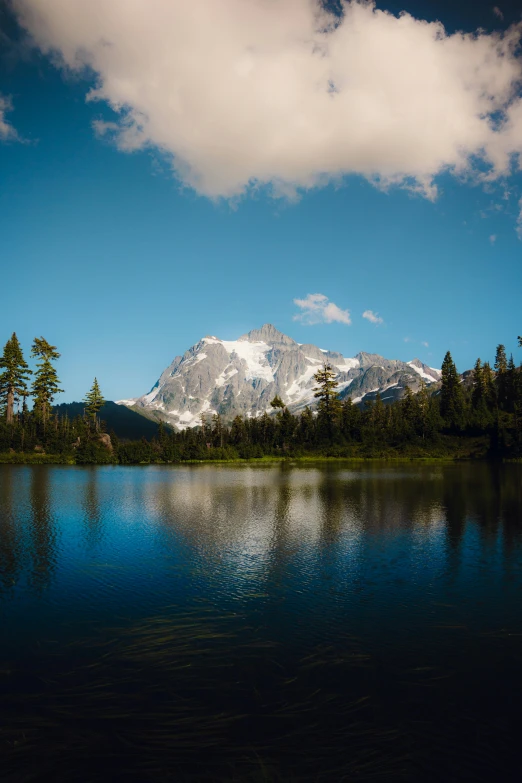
84,378,105,431
0,333,32,424
313,363,341,440
31,337,63,428
440,351,464,428
494,344,508,409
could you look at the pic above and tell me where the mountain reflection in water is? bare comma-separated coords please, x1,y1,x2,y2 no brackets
0,463,521,781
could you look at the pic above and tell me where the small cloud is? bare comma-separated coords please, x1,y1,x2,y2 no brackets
404,337,412,343
489,234,497,244
516,198,522,240
92,119,120,138
493,6,504,20
421,341,429,348
0,94,19,141
362,309,384,325
293,293,351,325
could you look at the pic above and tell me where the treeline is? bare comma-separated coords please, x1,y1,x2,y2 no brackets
0,333,109,462
1,332,522,463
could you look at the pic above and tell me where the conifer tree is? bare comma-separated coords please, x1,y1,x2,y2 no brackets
299,406,316,445
313,363,341,440
340,397,361,441
440,351,464,428
230,414,246,446
482,362,497,409
401,386,416,429
270,395,285,414
31,337,63,427
84,378,105,431
258,411,275,448
211,413,224,448
416,380,432,440
471,359,485,409
0,333,32,425
494,344,508,409
506,354,517,412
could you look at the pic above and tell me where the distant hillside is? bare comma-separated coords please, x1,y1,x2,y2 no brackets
53,401,164,440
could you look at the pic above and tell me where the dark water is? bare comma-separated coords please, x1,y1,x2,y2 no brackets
1,463,521,782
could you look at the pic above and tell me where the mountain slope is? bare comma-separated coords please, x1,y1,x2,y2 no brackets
53,401,164,440
117,324,441,430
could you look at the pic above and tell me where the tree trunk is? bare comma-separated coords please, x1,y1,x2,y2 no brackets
6,386,14,425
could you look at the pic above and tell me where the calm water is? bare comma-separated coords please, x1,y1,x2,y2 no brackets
1,463,521,781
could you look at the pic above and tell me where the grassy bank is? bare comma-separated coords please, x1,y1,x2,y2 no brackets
0,446,494,466
0,452,76,465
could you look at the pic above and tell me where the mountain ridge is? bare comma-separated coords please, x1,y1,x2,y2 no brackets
117,324,441,430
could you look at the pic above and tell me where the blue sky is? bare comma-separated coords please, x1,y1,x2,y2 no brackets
1,0,521,403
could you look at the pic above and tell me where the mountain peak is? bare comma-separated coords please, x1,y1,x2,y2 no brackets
119,324,442,429
241,324,296,345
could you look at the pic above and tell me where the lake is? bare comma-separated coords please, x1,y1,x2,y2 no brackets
1,463,521,781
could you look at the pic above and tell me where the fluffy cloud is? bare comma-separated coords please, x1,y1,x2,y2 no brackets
517,198,522,239
362,309,383,325
11,0,522,204
421,341,429,348
0,95,18,140
293,293,351,325
493,7,504,21
489,233,497,244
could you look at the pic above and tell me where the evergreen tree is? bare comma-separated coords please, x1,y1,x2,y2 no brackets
230,415,246,446
506,354,517,412
440,351,464,428
258,411,275,448
270,395,285,414
494,344,508,409
31,337,63,427
416,380,433,440
471,359,484,409
299,406,316,446
400,386,416,434
84,378,105,431
211,413,224,448
313,363,341,440
482,362,497,408
0,333,32,425
470,358,495,429
340,397,361,441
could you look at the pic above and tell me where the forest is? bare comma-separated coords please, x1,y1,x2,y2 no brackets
1,332,521,463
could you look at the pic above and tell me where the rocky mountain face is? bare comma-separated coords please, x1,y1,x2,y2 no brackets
117,324,441,430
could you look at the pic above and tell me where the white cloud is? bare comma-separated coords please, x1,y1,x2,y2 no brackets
293,293,351,325
421,341,429,348
493,7,504,21
489,233,497,243
0,95,19,140
517,198,522,239
362,309,383,325
11,0,522,208
404,337,412,343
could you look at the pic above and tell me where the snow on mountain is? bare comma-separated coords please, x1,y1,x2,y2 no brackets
117,324,441,430
407,359,442,384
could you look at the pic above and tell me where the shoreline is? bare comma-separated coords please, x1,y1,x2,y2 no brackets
1,453,519,466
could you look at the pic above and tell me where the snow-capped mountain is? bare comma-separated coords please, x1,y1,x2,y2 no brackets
117,324,441,430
